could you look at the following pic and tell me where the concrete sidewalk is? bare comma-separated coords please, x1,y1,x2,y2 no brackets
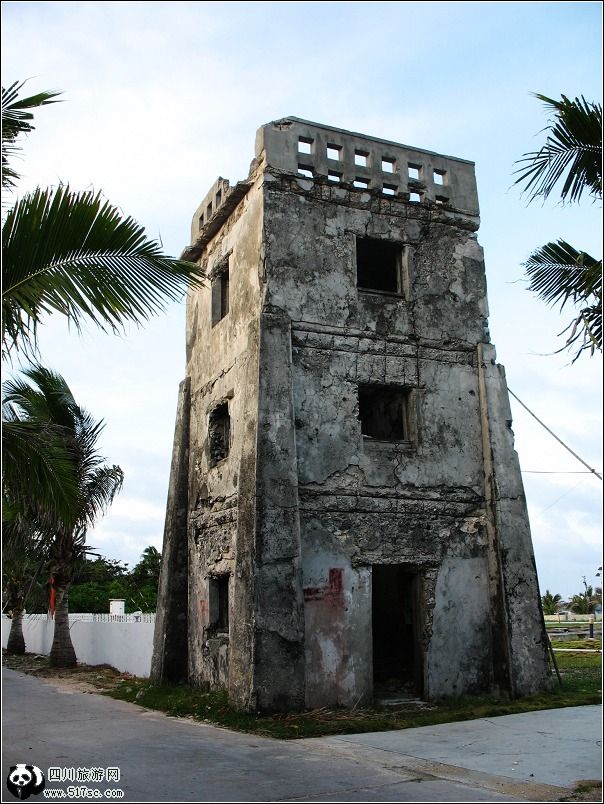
2,667,601,802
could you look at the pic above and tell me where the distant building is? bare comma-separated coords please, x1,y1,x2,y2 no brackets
152,118,552,711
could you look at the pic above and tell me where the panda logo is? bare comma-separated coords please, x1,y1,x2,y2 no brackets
6,765,45,799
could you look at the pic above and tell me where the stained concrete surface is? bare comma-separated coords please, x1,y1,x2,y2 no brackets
2,668,600,802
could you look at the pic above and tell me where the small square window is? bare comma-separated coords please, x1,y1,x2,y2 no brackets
433,169,446,185
408,164,421,181
208,401,230,465
215,190,222,206
382,157,395,173
207,202,213,218
199,213,205,229
409,192,422,203
358,384,410,441
209,574,230,633
298,137,313,154
353,178,369,189
382,184,397,196
211,264,229,326
435,195,449,205
327,144,341,161
298,165,314,178
354,150,368,167
356,237,402,294
328,172,341,183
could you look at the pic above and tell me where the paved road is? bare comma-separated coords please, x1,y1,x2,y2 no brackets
2,668,601,802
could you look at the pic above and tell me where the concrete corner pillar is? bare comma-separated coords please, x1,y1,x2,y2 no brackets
151,377,191,683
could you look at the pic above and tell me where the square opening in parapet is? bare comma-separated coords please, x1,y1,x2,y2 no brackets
328,172,342,183
353,177,370,189
356,237,402,294
382,184,397,196
408,164,421,181
298,137,313,154
382,157,396,173
298,165,314,178
433,169,446,185
354,150,368,167
409,192,422,203
327,144,342,161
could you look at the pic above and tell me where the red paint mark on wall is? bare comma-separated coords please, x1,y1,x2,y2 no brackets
304,568,344,608
198,598,208,621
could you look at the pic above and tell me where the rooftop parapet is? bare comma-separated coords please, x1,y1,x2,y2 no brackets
184,117,480,261
256,117,480,215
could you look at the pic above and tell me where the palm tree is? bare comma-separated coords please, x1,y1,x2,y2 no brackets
541,589,562,616
514,93,602,361
2,511,49,654
2,80,205,357
2,79,204,529
1,80,61,191
569,579,598,615
3,365,123,666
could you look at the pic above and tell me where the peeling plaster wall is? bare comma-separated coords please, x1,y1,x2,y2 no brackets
185,179,264,697
262,178,501,703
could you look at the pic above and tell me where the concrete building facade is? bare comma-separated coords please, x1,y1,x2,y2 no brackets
151,117,552,711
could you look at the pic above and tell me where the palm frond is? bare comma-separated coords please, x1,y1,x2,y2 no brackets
524,239,602,358
81,465,124,526
2,80,62,190
2,415,80,527
514,94,602,204
2,185,205,355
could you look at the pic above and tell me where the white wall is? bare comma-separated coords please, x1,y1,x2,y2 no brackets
2,614,155,678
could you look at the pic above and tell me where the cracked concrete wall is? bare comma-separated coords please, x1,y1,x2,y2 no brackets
156,117,551,711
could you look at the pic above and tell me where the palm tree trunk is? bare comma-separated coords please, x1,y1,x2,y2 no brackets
49,585,77,667
6,608,25,654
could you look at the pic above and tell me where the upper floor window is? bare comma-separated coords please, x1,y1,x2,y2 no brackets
211,262,230,326
358,384,410,441
356,237,403,295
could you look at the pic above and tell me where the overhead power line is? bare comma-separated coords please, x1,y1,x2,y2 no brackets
508,388,602,481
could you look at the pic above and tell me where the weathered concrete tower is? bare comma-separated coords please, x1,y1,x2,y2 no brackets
152,117,552,711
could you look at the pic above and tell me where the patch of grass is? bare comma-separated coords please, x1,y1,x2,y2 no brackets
559,779,603,802
550,639,601,650
5,650,601,740
105,652,602,740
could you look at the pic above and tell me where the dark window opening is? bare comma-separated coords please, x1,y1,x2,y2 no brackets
210,575,230,633
358,384,409,441
208,402,230,464
356,237,401,294
372,565,423,698
211,265,229,326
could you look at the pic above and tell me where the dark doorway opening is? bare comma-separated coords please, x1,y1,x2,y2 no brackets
372,564,423,699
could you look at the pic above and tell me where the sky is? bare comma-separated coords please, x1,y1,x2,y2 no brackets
2,1,602,601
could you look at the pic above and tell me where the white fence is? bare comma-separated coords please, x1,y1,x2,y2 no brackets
2,613,155,678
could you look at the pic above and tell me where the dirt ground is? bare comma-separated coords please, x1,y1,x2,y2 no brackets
3,651,602,802
2,650,132,693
